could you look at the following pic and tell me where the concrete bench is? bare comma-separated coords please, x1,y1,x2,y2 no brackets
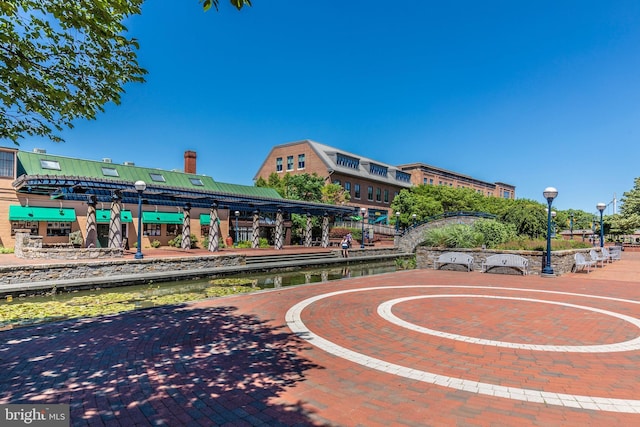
434,252,474,272
574,252,596,273
481,254,528,275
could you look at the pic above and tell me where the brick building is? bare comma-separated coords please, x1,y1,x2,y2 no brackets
254,140,516,225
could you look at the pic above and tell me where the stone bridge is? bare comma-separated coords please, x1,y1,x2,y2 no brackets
395,212,495,253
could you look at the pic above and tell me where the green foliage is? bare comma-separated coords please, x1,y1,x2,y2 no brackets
0,246,14,254
472,219,517,248
495,238,592,251
395,257,416,270
167,234,198,249
201,0,252,12
322,182,351,205
69,230,83,246
329,227,361,241
1,0,147,144
423,224,483,248
209,278,257,286
150,239,161,248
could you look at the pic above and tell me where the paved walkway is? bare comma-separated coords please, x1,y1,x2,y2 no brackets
1,252,640,426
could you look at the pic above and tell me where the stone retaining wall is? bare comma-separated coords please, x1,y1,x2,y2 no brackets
417,247,591,276
0,254,245,285
14,231,123,260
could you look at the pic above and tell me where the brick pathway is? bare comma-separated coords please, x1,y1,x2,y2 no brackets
1,252,639,426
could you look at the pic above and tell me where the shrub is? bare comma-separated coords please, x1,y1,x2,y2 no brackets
167,234,198,249
151,239,161,248
423,224,482,248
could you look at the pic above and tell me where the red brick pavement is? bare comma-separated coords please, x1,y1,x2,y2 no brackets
1,252,640,426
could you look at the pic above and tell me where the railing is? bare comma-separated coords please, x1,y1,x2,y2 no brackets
333,220,397,236
399,211,496,236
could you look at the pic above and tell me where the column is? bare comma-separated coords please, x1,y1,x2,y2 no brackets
108,191,122,249
275,209,284,250
85,195,98,248
304,213,312,247
321,213,329,248
252,210,260,249
208,203,220,252
181,203,191,250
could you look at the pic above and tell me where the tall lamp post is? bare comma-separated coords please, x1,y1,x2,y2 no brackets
234,210,240,247
395,211,401,234
134,180,146,260
597,203,606,248
412,213,417,227
542,187,558,275
360,207,366,248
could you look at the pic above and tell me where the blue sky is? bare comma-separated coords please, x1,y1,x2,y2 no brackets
10,1,640,215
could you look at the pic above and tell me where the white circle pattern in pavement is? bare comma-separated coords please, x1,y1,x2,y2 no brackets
285,285,640,413
379,294,640,352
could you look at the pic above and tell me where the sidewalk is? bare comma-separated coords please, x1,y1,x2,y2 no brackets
1,252,639,426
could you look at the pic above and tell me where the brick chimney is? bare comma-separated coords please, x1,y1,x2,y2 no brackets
184,150,197,174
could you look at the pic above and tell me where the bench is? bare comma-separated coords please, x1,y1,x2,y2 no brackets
481,254,528,275
434,252,474,272
589,249,608,267
608,246,622,261
574,252,596,273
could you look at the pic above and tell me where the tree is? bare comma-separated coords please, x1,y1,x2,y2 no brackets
1,1,147,144
322,182,350,205
202,0,252,11
620,177,640,218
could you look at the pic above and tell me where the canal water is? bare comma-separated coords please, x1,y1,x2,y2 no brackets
1,261,411,328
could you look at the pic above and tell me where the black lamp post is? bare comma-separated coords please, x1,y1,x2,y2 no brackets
412,213,417,227
597,202,606,248
360,207,366,248
134,180,146,260
542,186,558,275
234,210,240,246
395,211,400,234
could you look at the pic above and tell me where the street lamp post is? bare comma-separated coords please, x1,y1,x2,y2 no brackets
134,180,146,260
542,187,558,275
234,210,240,247
360,207,366,248
597,203,606,248
395,211,400,234
551,211,556,238
412,213,417,227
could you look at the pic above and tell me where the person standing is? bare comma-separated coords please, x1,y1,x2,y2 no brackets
341,236,350,258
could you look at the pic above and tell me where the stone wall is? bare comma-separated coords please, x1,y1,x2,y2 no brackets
0,254,245,285
14,231,123,260
416,247,590,276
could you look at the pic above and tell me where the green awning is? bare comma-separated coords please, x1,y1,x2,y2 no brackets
142,211,184,224
199,214,221,225
9,205,77,222
96,210,133,223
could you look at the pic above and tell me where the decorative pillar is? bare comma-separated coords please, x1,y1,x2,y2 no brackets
85,195,98,248
304,213,312,247
182,203,191,250
252,210,260,249
321,213,329,248
275,209,284,250
108,191,122,249
208,202,220,252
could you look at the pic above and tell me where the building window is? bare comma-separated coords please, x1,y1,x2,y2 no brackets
369,163,388,177
430,178,434,185
384,189,389,203
166,224,182,236
367,186,373,201
46,221,71,237
11,221,38,236
150,173,165,182
40,160,61,170
189,178,204,186
354,183,361,199
336,153,360,169
395,170,411,183
298,154,305,169
102,167,119,177
423,178,427,184
503,190,511,199
333,179,341,186
344,181,351,194
276,157,283,172
287,156,294,171
0,151,14,178
376,187,381,202
144,223,161,236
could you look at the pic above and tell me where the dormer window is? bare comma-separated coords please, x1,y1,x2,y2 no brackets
150,173,165,182
40,160,61,170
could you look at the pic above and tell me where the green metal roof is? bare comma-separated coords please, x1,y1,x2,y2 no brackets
96,210,132,223
142,211,184,224
16,151,281,199
9,205,76,221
